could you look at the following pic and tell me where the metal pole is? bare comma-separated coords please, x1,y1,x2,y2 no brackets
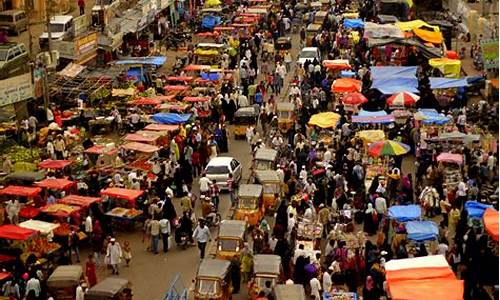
45,0,52,53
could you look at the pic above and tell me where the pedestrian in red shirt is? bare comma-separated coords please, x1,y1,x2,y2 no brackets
210,180,220,210
78,0,85,15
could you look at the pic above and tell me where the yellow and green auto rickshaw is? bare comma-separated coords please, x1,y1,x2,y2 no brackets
276,102,295,133
253,147,278,171
274,284,306,300
193,258,233,300
216,219,247,259
233,105,259,139
306,23,322,46
253,170,281,210
234,184,263,226
248,254,282,300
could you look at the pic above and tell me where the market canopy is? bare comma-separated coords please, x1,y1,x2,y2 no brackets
152,113,192,124
368,140,410,157
128,98,161,106
358,109,388,117
101,188,144,201
114,56,166,66
34,179,75,190
388,204,421,222
19,220,59,236
183,96,211,102
370,66,417,79
124,133,159,144
385,255,454,282
483,208,499,241
0,185,42,197
429,77,469,89
38,160,73,169
144,124,179,131
363,22,404,39
387,91,420,107
414,109,450,125
342,92,368,105
396,20,440,32
351,115,395,124
331,78,361,93
356,130,385,143
465,201,493,219
121,142,160,153
429,58,461,78
58,195,101,207
343,18,364,29
388,278,464,300
372,78,419,94
405,221,438,242
413,28,443,44
0,224,38,240
308,112,341,128
322,59,352,70
436,153,463,165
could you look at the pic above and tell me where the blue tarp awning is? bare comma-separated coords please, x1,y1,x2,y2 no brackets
416,108,451,125
358,109,388,117
406,221,439,242
201,15,221,29
341,70,356,78
371,66,418,79
115,56,167,66
465,201,493,219
430,77,469,89
388,204,421,222
343,18,364,29
152,113,192,124
352,115,394,124
372,78,419,94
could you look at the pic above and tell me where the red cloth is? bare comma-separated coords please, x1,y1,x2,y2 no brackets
19,206,41,219
86,261,97,287
0,225,37,240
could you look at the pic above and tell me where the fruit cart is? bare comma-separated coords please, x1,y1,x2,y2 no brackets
105,207,143,230
296,219,323,250
101,187,144,209
34,178,76,200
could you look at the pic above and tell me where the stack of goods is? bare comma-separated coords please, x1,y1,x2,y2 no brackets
6,146,41,171
26,236,60,257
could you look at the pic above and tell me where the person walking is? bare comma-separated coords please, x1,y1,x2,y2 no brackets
193,219,211,259
149,217,161,254
106,238,122,275
159,216,171,253
78,0,85,15
85,254,97,287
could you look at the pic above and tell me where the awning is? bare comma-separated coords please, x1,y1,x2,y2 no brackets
38,159,73,169
483,208,499,241
0,185,42,197
121,142,159,153
0,224,38,240
115,56,167,66
436,153,463,165
429,77,469,89
101,188,144,201
308,112,341,128
465,201,493,219
34,179,75,190
388,204,421,221
58,195,101,207
152,113,192,124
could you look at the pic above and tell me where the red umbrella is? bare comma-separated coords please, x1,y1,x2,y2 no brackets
387,92,420,107
342,92,368,105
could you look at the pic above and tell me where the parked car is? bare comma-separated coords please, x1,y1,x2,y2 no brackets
205,157,242,189
0,10,28,35
297,47,320,66
0,42,30,79
39,15,74,49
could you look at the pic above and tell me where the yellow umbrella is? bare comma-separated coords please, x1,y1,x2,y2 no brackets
204,0,221,6
308,112,341,128
357,130,386,143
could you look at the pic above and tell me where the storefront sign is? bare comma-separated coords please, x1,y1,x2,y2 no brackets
76,32,98,56
480,39,499,70
0,73,34,107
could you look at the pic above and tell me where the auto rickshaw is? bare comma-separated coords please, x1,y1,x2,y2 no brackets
233,105,259,139
253,147,278,171
234,184,263,226
253,170,281,210
313,10,328,25
275,37,292,59
194,43,225,65
306,23,322,46
193,258,233,300
248,254,282,299
276,102,295,133
216,220,246,259
274,284,306,300
85,278,132,300
47,265,84,300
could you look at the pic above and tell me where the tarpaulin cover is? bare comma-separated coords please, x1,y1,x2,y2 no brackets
406,221,438,241
429,58,461,78
436,153,463,165
386,255,451,271
121,142,160,153
0,185,42,197
308,112,341,128
152,113,192,124
84,145,117,155
35,179,75,190
59,195,101,207
201,72,221,81
183,65,211,72
364,22,404,39
331,78,361,93
144,124,179,131
115,56,166,66
101,188,144,201
164,85,190,91
396,20,440,32
343,18,364,29
389,279,463,300
19,220,59,236
38,160,73,169
183,96,211,102
372,78,419,94
19,206,40,219
351,115,395,124
201,16,222,29
414,109,450,125
388,204,421,221
0,224,37,240
128,98,161,106
483,208,499,241
341,71,356,77
357,130,385,143
465,201,493,219
124,133,159,143
387,265,455,283
430,77,469,89
414,28,443,44
370,66,417,79
358,109,388,117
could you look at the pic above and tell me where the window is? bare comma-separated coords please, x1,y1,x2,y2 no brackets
238,197,257,209
7,50,16,60
195,279,220,296
230,160,239,171
206,165,229,174
219,239,238,251
0,15,14,22
16,13,26,21
49,23,65,33
0,50,8,61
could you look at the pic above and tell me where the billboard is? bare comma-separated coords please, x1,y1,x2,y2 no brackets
0,73,34,107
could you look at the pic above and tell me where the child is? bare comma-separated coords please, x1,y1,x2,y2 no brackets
122,241,132,267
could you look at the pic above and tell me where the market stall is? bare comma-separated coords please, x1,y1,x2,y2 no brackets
388,204,421,222
101,187,144,209
483,208,499,242
38,160,73,171
34,178,76,197
436,153,463,190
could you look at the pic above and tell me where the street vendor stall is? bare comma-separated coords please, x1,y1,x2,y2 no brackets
297,218,323,250
101,187,144,208
152,113,192,125
124,133,161,145
38,160,73,170
0,185,43,209
34,178,76,196
483,208,499,242
58,194,101,208
388,204,421,222
84,145,118,169
436,153,463,190
121,142,160,154
19,220,60,242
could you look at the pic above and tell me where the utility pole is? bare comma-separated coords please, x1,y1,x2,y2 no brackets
42,0,55,118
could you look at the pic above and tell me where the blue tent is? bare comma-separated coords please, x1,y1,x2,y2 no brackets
416,108,450,125
201,15,221,30
152,113,192,124
115,56,167,66
358,109,388,117
465,201,493,219
430,77,469,89
372,78,419,94
388,205,421,222
343,18,364,29
371,66,418,79
341,70,356,78
406,221,439,242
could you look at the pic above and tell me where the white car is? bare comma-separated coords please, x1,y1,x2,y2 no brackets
297,47,320,66
204,157,242,189
39,15,74,48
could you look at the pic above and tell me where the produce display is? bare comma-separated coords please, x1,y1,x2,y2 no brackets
5,146,41,164
297,221,322,239
328,231,366,250
26,236,60,257
53,223,71,236
107,207,143,218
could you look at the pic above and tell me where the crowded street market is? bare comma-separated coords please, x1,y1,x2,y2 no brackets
0,0,498,299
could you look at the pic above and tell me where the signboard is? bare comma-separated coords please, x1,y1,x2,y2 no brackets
76,32,98,56
52,40,75,58
53,32,97,60
480,39,499,70
0,73,34,107
73,15,89,37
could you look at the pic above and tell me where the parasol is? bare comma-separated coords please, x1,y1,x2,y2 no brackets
386,91,420,107
342,92,368,105
331,78,361,93
368,140,410,157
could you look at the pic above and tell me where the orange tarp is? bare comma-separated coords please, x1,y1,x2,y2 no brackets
35,179,75,190
491,78,499,89
389,279,464,300
386,266,456,283
413,28,443,44
483,208,499,241
331,78,361,93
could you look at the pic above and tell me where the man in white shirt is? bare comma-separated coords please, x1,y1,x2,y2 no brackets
322,267,332,293
25,276,41,298
199,174,211,196
310,275,321,299
193,220,212,258
374,195,387,215
293,244,306,264
159,217,171,253
85,215,93,235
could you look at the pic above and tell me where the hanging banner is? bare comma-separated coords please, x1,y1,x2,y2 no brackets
480,39,499,70
0,73,34,107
